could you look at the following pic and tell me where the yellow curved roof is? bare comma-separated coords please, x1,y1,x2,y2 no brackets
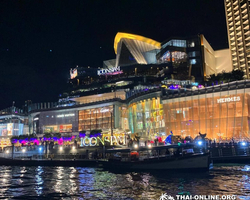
114,32,161,54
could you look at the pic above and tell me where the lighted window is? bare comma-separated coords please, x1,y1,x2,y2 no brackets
188,51,199,57
190,59,197,65
188,41,195,47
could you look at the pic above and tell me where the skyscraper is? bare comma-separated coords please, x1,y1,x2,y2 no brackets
224,0,250,78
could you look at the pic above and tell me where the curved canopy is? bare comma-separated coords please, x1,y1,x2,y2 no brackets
114,32,161,66
114,32,161,54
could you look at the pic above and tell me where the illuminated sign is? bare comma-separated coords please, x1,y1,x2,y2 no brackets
100,108,110,113
70,68,78,79
217,96,240,103
80,136,126,146
97,66,122,75
56,113,75,118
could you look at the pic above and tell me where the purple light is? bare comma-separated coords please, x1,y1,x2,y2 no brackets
12,139,18,143
79,133,86,138
89,133,101,138
169,85,180,90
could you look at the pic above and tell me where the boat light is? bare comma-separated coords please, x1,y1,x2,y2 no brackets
241,142,246,146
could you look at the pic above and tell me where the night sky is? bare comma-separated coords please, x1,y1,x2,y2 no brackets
0,0,228,110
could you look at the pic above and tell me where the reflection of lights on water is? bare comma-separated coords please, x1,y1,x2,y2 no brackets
21,167,27,175
242,165,250,171
54,167,64,193
35,166,44,195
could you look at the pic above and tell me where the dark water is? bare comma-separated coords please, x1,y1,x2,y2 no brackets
0,165,249,200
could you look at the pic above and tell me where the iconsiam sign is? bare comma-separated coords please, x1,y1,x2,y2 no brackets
80,135,126,146
97,66,122,76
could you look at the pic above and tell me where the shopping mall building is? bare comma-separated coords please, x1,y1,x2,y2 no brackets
25,80,250,142
0,32,244,147
162,81,250,140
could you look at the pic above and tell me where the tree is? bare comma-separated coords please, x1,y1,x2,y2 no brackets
53,132,61,139
174,62,190,80
208,69,244,84
231,70,244,81
44,133,52,139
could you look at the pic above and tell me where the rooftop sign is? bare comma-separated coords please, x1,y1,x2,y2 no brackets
97,66,122,75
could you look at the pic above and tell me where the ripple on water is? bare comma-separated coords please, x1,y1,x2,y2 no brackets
0,165,249,199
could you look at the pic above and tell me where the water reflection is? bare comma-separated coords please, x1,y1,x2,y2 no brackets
35,166,43,195
0,165,249,199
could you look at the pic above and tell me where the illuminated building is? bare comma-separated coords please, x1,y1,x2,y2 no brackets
127,93,165,138
162,80,250,140
63,33,232,102
0,32,238,142
28,98,128,135
224,0,250,78
0,106,29,147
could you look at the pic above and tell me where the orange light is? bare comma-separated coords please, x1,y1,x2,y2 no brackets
114,32,161,54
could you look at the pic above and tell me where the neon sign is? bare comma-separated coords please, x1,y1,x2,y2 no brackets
100,108,110,113
217,96,240,103
97,66,122,75
80,136,126,146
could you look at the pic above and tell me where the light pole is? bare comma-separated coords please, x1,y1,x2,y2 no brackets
110,111,113,137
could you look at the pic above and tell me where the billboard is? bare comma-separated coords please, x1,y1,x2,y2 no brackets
0,124,8,136
0,123,14,136
70,68,78,79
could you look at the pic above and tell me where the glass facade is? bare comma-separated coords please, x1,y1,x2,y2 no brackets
119,106,129,131
159,51,187,64
44,124,72,133
78,105,114,131
128,97,165,136
163,90,250,140
162,39,187,49
39,110,78,134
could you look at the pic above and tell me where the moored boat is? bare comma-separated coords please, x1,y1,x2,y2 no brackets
100,144,212,171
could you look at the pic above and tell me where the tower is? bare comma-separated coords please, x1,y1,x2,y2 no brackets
224,0,250,78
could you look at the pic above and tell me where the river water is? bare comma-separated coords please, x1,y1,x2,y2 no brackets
0,165,249,200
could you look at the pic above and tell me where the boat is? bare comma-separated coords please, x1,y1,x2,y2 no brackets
99,144,212,172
